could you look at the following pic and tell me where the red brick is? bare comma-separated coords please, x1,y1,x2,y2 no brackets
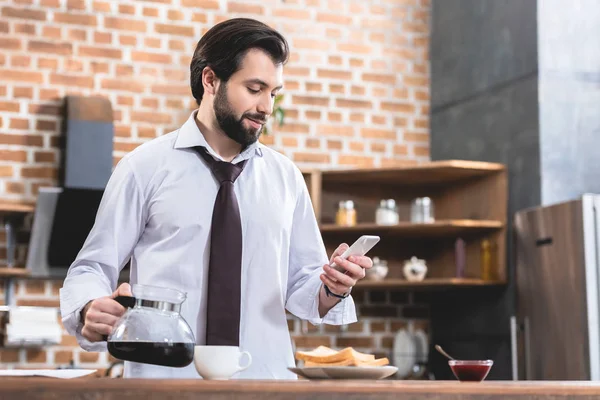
1,6,46,20
119,34,137,46
37,57,59,69
328,112,342,122
404,132,428,142
305,82,322,92
34,151,56,163
93,1,111,12
293,152,330,164
381,102,415,113
141,98,159,108
114,141,141,152
54,350,74,364
151,84,190,96
277,123,310,134
181,0,220,8
119,4,135,14
350,113,364,123
317,12,352,25
155,23,194,37
273,9,310,19
79,46,122,59
94,31,112,44
362,128,396,140
306,138,320,148
105,17,146,32
11,55,31,68
327,140,343,150
414,145,430,157
317,125,354,137
329,84,344,94
5,182,24,194
131,111,171,124
317,69,352,80
50,73,94,88
28,40,72,55
0,21,7,33
292,336,332,348
9,118,29,129
0,38,22,50
404,75,429,87
36,119,57,131
0,166,14,177
144,37,162,48
228,2,264,14
0,134,43,146
26,350,47,363
336,99,372,109
0,150,27,162
363,73,396,85
16,23,37,35
0,101,19,112
337,43,372,54
0,349,20,363
54,12,96,25
167,9,184,20
305,110,321,120
294,39,329,51
192,12,207,22
338,155,374,168
131,51,171,64
292,96,329,107
67,28,87,41
283,66,309,77
351,86,365,96
349,58,364,67
371,142,387,153
41,0,60,6
79,352,100,363
414,118,429,129
21,167,57,179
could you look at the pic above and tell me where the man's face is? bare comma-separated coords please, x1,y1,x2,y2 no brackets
213,48,284,148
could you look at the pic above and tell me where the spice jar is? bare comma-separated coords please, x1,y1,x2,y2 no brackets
481,239,495,280
376,199,399,225
336,200,357,227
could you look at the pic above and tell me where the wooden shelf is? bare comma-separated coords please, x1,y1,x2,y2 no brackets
320,220,503,237
0,202,35,214
354,278,506,290
0,268,30,278
320,160,505,186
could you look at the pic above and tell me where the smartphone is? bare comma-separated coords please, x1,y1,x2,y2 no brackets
330,235,380,273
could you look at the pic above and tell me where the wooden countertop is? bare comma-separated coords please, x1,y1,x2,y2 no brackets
2,378,600,400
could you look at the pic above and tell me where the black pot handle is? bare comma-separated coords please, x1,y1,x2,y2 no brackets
102,295,136,341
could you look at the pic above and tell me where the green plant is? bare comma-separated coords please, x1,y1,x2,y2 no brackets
263,93,285,135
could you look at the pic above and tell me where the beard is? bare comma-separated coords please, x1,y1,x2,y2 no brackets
213,82,266,149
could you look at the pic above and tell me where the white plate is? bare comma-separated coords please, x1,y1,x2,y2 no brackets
393,329,416,378
288,366,398,380
0,369,97,379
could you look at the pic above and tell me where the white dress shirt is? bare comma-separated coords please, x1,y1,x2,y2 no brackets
59,111,357,379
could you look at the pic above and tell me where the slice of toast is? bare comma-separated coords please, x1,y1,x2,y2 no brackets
295,346,376,364
304,357,390,368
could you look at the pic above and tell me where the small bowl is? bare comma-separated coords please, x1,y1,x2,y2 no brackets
448,360,493,382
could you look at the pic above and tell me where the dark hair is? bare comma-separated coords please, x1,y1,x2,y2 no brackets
190,18,289,105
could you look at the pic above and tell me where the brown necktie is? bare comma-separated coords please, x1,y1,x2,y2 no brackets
195,147,247,346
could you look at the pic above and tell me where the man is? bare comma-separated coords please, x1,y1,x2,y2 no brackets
60,18,373,379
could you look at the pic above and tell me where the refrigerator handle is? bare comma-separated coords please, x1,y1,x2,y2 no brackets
524,316,532,380
510,316,518,380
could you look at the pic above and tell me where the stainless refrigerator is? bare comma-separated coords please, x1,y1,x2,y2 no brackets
513,194,600,380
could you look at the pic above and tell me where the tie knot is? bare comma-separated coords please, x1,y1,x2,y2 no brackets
196,147,246,184
212,160,244,184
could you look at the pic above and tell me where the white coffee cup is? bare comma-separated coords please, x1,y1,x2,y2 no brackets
194,345,252,380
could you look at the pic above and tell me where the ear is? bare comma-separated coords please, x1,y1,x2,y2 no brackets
202,66,219,96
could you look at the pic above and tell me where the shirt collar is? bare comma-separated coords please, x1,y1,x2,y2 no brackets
173,110,264,161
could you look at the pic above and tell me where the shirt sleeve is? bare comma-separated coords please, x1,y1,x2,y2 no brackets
59,157,146,351
285,170,357,326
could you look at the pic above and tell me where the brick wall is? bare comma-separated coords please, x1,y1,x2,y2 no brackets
0,0,430,373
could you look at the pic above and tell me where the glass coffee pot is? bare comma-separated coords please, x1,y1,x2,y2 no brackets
106,284,196,368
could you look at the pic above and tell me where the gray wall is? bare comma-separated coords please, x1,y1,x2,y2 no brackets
429,0,600,381
538,0,600,204
429,0,539,380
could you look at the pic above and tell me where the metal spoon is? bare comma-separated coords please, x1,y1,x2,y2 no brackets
435,345,455,361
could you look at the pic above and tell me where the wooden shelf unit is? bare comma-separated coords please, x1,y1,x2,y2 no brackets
0,202,35,215
354,278,506,290
0,268,30,278
302,160,508,287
